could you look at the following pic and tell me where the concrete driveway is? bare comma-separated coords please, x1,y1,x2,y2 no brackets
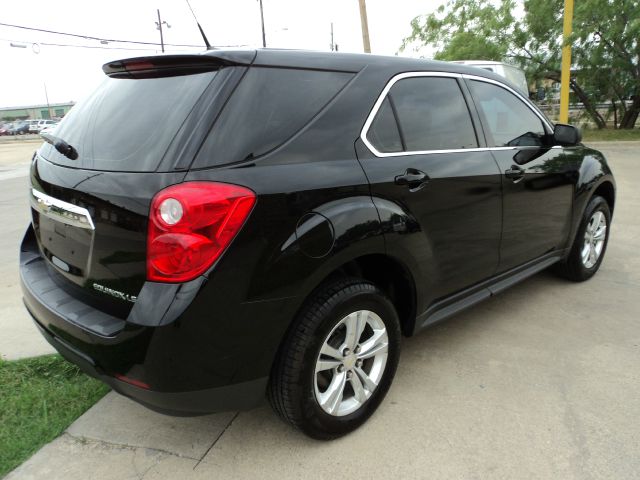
4,142,640,479
0,140,54,360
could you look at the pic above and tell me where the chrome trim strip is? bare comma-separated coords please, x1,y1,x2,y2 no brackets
460,73,554,130
360,71,554,158
31,188,95,230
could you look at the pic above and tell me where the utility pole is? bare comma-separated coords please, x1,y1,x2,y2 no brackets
155,9,171,53
258,0,267,47
330,22,337,51
43,82,52,119
358,0,371,53
559,0,574,123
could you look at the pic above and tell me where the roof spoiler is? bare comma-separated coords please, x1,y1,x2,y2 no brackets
103,52,255,79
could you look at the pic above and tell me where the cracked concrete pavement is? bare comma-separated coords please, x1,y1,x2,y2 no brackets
3,142,640,479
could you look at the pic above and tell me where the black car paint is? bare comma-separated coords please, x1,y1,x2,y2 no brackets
20,49,615,415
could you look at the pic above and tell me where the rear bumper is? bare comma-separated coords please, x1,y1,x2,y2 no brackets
30,316,267,415
20,226,295,415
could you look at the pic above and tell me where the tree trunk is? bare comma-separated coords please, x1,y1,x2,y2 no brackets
612,99,618,129
619,95,640,129
544,72,607,129
569,79,607,129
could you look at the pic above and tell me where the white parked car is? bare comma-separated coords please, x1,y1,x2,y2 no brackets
450,60,529,96
39,123,59,135
24,119,41,133
29,119,57,133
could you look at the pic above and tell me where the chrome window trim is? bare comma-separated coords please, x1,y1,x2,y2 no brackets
461,73,554,130
360,71,554,158
31,188,95,230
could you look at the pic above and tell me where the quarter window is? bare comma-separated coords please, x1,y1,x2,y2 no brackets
367,97,403,153
468,80,546,147
194,68,353,168
367,76,478,153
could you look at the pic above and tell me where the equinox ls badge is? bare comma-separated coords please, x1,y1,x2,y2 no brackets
92,283,137,303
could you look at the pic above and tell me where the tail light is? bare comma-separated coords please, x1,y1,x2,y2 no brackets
114,373,150,390
147,182,256,283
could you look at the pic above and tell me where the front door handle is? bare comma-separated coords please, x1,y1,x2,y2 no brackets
394,168,430,190
505,165,525,182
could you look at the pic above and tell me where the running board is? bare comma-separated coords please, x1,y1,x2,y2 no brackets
415,253,564,332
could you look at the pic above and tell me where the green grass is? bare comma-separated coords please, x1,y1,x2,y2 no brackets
582,128,640,142
0,355,109,477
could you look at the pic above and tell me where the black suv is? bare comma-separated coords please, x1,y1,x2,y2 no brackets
20,50,615,439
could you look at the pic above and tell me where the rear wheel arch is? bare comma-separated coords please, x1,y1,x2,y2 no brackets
292,253,417,339
331,254,417,336
267,252,417,386
267,276,401,438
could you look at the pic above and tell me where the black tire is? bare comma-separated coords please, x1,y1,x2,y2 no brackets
268,278,401,440
555,195,611,282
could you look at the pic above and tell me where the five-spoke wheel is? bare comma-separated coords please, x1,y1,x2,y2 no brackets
581,211,607,268
268,279,400,439
556,194,611,281
314,310,389,416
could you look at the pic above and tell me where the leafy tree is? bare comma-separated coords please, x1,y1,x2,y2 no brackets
401,0,640,129
400,0,516,61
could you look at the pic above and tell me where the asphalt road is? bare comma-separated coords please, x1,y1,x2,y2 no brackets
3,141,640,479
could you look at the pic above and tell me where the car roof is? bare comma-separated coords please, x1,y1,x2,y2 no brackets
109,48,520,98
451,60,503,66
199,48,512,85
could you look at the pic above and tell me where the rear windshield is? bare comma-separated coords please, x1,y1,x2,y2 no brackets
39,71,217,172
192,67,353,168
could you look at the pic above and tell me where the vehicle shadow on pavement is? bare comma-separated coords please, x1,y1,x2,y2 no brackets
67,266,640,478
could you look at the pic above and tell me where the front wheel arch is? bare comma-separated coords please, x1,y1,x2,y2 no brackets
556,194,611,281
592,180,615,214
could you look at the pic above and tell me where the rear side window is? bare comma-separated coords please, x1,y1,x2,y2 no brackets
367,97,403,153
366,76,478,153
468,80,545,147
39,71,217,172
192,68,353,168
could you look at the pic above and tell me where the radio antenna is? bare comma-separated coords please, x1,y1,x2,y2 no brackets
185,0,212,49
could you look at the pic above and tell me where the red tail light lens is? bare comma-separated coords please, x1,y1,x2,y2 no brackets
114,373,150,390
147,182,256,283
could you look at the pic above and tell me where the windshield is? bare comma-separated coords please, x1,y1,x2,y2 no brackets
38,70,217,172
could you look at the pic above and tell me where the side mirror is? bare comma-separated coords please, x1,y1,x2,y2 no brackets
553,123,582,146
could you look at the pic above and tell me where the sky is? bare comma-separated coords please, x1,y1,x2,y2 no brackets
0,0,438,108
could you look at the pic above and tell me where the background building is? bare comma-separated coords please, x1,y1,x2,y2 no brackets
0,102,74,121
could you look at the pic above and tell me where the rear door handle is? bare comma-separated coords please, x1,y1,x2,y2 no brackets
505,165,525,181
394,168,430,190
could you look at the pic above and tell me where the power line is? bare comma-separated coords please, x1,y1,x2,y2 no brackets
0,21,225,48
1,38,162,52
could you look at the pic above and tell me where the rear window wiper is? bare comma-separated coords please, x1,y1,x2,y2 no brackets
40,132,79,160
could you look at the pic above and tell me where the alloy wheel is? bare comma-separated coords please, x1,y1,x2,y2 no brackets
313,310,389,416
581,210,607,268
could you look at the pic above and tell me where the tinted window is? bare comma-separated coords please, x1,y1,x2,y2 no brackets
469,80,545,147
39,71,217,172
193,68,353,168
385,77,478,152
366,97,403,153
